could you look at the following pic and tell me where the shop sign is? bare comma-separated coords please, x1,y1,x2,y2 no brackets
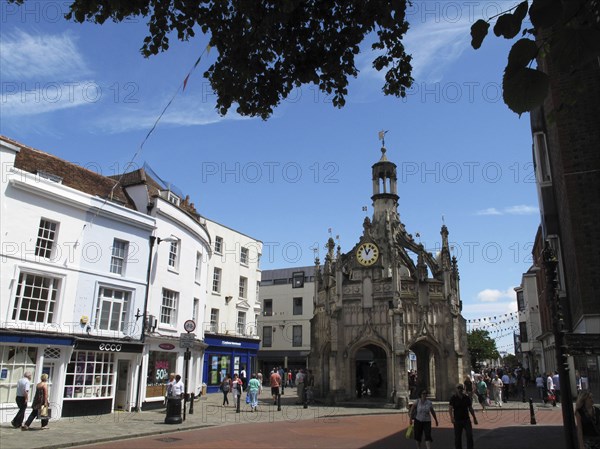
74,339,143,353
159,343,175,350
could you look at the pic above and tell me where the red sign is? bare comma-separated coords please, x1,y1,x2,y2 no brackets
158,343,175,350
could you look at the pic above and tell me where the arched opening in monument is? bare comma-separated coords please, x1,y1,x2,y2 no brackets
354,344,387,399
409,341,439,399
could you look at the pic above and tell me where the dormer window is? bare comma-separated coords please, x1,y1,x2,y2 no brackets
167,191,180,206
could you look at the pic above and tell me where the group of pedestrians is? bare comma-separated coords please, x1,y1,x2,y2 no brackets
10,371,50,431
219,371,262,411
406,377,600,449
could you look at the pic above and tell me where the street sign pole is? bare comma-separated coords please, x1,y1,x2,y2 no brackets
181,321,196,423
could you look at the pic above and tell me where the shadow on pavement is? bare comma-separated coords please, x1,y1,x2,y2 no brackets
362,426,567,449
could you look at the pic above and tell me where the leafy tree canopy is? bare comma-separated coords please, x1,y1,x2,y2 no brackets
471,0,600,115
8,0,599,118
7,0,412,120
467,329,500,371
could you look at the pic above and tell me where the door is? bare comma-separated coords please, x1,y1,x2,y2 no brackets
115,360,130,411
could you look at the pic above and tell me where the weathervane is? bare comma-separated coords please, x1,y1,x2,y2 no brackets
378,129,389,147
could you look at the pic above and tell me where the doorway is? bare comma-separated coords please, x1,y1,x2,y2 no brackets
115,360,130,411
354,344,387,399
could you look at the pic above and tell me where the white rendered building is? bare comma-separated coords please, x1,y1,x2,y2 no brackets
0,137,155,421
201,218,262,392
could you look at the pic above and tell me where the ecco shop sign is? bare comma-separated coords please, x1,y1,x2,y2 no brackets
99,343,122,352
74,340,143,354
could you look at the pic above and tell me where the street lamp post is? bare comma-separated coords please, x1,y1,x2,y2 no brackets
543,241,577,449
135,235,176,412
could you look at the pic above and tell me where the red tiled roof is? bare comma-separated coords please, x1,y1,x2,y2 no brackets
1,135,134,208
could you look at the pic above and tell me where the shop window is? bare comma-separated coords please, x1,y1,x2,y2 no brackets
0,345,38,404
208,355,230,386
146,351,177,398
64,351,114,399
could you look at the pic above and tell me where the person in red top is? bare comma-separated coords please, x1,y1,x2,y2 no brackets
270,368,282,405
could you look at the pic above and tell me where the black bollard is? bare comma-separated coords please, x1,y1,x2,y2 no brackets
277,392,281,411
236,392,241,413
164,397,183,424
529,398,537,425
189,392,194,415
303,384,308,409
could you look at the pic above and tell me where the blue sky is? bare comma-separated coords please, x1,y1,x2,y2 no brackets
0,1,538,353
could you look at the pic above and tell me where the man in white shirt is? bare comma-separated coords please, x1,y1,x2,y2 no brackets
501,372,510,403
11,371,32,428
173,374,185,398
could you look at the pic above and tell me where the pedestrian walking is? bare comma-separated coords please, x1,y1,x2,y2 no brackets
449,383,478,449
11,371,32,429
295,369,306,404
21,373,49,430
247,373,261,412
552,371,561,403
409,389,439,449
220,374,231,406
575,390,600,449
492,375,503,407
475,376,488,411
231,374,243,406
270,368,282,405
535,373,545,401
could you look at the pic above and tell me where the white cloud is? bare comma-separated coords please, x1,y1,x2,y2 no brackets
1,81,97,116
504,204,538,215
476,288,516,303
475,205,539,216
0,30,90,80
95,94,250,134
476,207,502,216
403,20,470,83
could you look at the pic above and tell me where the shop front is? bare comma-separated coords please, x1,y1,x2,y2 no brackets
141,336,206,410
203,334,260,393
0,332,73,424
61,339,143,417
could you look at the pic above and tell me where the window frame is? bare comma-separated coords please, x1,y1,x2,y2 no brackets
214,236,223,255
240,247,249,265
194,251,203,283
238,276,247,299
210,308,219,333
160,288,179,326
110,239,129,275
212,267,222,293
292,325,302,347
237,311,246,335
262,326,273,347
293,297,303,315
167,240,179,270
263,299,273,316
94,286,131,332
12,271,61,324
35,218,58,259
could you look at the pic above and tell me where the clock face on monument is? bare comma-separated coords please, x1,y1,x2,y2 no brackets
356,242,379,266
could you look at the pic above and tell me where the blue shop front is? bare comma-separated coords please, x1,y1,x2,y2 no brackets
203,333,259,393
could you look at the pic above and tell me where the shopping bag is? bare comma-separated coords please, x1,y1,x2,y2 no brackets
405,424,414,439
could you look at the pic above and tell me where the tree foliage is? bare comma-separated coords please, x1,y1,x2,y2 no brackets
467,329,500,370
9,0,598,118
471,0,600,115
7,0,413,119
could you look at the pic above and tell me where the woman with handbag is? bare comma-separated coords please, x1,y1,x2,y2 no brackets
409,389,439,449
22,373,49,430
